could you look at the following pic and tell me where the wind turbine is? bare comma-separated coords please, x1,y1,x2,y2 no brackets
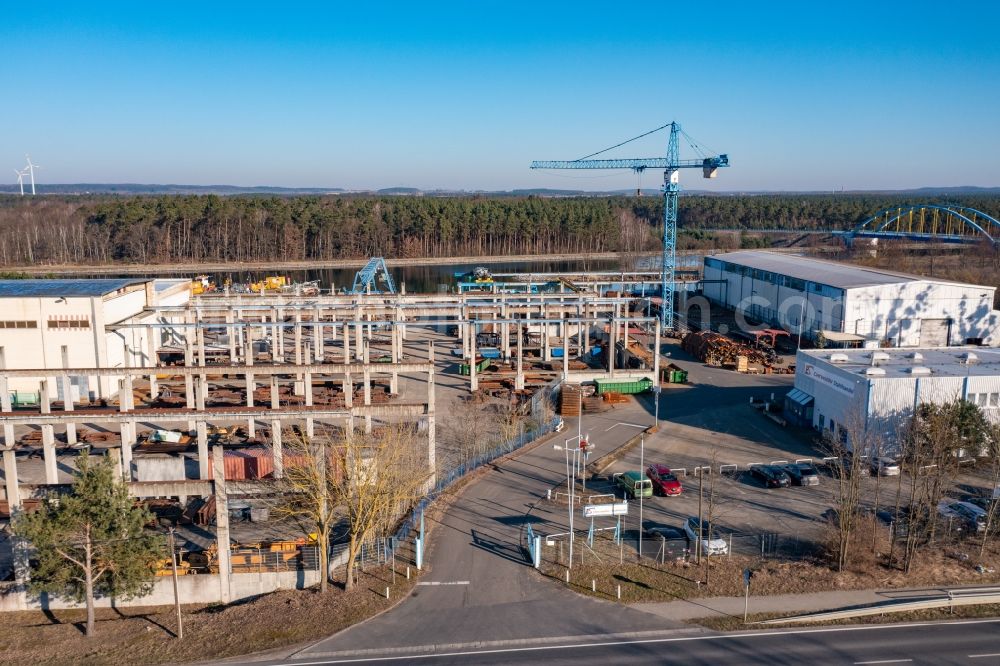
23,155,40,195
13,168,27,196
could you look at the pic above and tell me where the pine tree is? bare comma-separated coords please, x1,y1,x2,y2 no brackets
13,452,164,637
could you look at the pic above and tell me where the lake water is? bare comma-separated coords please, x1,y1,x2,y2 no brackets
93,252,708,293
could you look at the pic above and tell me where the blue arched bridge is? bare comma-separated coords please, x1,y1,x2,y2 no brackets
839,205,1000,247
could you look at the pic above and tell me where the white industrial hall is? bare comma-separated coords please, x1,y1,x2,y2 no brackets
701,251,999,348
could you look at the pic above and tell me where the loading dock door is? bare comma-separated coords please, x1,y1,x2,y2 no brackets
919,319,951,347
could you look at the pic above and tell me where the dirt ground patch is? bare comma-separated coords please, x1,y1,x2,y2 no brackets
0,565,416,666
538,532,1000,605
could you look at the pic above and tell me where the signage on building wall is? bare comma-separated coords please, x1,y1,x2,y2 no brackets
802,363,855,397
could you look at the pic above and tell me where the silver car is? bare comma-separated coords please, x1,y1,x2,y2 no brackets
684,517,729,556
870,456,900,476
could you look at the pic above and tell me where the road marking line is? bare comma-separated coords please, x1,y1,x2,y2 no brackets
604,421,649,432
416,581,470,586
291,618,1000,664
970,654,1000,659
853,660,912,665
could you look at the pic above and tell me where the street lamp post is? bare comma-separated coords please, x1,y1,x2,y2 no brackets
555,439,582,569
639,433,644,557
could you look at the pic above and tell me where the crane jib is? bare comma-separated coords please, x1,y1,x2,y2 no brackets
529,156,728,170
529,123,729,329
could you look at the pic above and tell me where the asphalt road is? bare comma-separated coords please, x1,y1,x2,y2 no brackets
233,337,1000,665
253,618,1000,665
290,400,678,661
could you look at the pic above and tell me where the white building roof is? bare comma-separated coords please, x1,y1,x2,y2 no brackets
800,347,1000,380
0,278,148,298
708,251,989,291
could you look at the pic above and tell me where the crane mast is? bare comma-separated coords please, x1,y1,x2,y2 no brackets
531,121,729,329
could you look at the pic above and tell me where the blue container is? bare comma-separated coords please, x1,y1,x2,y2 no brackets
479,347,501,359
551,348,564,358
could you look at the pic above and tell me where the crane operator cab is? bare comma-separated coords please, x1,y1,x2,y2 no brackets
703,154,729,178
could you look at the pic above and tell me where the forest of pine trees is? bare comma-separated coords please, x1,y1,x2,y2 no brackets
0,193,996,265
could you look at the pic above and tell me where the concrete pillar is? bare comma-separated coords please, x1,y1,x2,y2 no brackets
148,371,158,407
623,303,630,354
459,305,468,353
543,322,551,362
39,380,57,484
246,371,256,439
609,313,617,378
0,360,14,447
184,333,196,433
426,342,436,489
315,307,324,363
0,351,13,449
304,371,313,406
60,378,77,446
344,373,353,408
363,366,372,433
271,419,283,478
212,446,232,603
245,326,255,367
343,321,351,364
294,311,303,366
515,324,525,391
235,310,244,362
306,417,315,439
469,326,478,393
276,307,285,361
226,311,237,363
390,321,399,395
354,320,363,362
3,448,20,508
270,375,280,410
271,308,280,362
501,305,511,362
197,374,207,411
562,327,569,379
197,421,209,479
196,322,207,368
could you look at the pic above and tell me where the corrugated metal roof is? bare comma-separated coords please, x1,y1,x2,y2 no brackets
0,279,148,298
800,347,1000,379
707,251,986,290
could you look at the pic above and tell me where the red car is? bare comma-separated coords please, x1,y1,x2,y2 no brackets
646,464,682,496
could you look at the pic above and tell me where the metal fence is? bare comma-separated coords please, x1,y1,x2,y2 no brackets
330,536,394,570
228,544,320,573
393,415,562,545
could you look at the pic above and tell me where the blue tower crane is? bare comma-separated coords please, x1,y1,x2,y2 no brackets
531,122,729,329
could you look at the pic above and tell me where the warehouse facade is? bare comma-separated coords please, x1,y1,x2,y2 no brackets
0,279,190,399
701,251,998,347
786,347,1000,449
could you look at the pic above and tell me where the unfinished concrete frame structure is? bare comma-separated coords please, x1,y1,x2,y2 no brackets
0,289,660,605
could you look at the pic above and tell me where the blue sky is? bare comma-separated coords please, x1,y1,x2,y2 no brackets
4,1,999,191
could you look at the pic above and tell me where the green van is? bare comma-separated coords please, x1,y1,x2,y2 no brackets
613,471,653,500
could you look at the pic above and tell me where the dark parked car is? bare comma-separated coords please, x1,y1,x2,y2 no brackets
781,462,820,486
748,464,791,488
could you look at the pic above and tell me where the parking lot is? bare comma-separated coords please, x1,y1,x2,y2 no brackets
590,337,998,557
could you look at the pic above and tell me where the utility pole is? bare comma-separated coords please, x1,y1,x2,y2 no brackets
638,433,645,558
696,469,704,564
168,528,183,639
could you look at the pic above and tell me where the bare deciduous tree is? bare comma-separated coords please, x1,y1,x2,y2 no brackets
271,424,431,592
